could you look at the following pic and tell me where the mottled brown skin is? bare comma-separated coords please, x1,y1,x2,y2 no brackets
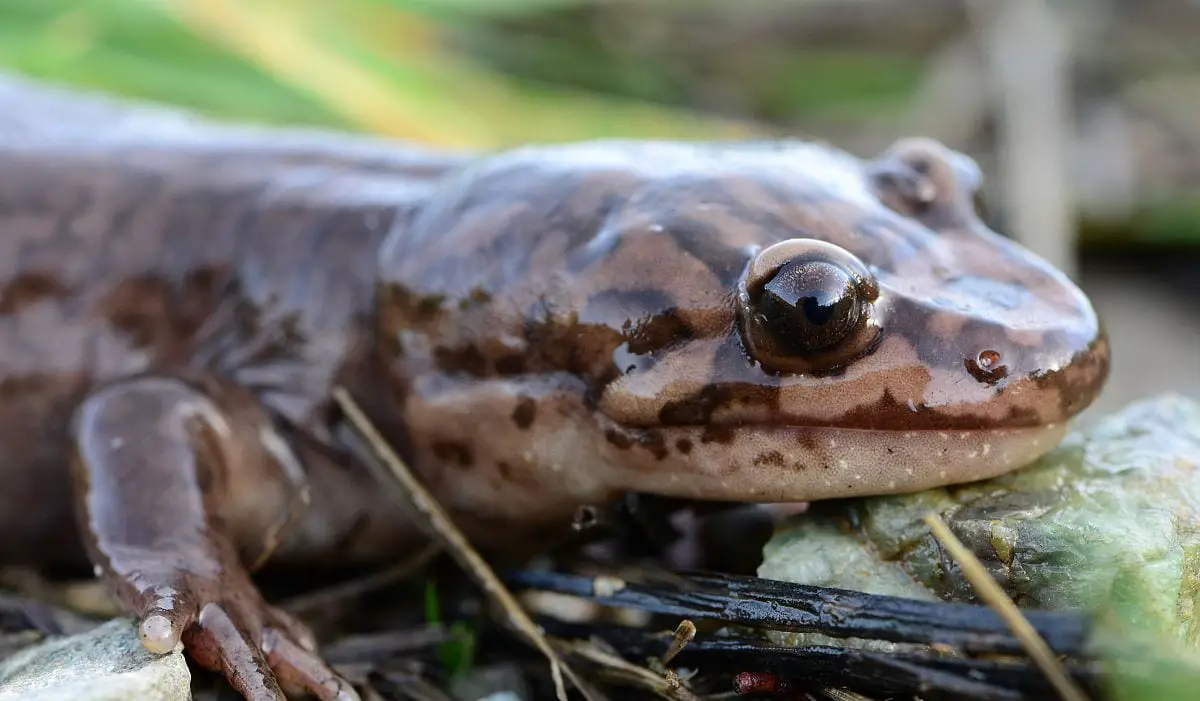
0,75,1109,700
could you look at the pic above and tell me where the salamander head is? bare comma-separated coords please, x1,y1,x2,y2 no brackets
377,137,1108,523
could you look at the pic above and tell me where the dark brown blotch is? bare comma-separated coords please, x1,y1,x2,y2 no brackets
675,438,693,454
753,451,785,467
457,286,492,310
382,285,448,322
637,430,668,460
605,427,633,450
659,384,727,425
511,397,536,430
495,354,526,375
700,424,736,445
605,426,668,460
435,344,488,376
796,431,820,452
431,440,473,467
624,307,694,356
1031,337,1111,419
98,275,172,349
0,272,71,315
521,311,625,387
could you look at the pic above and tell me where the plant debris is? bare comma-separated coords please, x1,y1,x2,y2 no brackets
502,570,1091,657
332,387,608,701
923,512,1091,701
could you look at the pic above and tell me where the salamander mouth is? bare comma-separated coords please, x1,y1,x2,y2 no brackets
613,422,1069,504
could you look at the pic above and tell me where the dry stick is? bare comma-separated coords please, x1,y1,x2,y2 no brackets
923,512,1090,701
551,637,700,701
332,387,607,701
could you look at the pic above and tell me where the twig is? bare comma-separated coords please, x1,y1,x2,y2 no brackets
331,387,607,701
504,569,1089,656
552,636,700,701
533,619,1103,701
923,512,1091,701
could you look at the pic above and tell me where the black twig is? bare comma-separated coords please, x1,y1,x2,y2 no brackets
537,620,1106,701
504,569,1090,656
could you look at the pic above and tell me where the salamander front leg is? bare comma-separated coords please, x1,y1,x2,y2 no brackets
69,375,357,701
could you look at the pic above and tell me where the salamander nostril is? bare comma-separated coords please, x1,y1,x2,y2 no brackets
965,349,1009,385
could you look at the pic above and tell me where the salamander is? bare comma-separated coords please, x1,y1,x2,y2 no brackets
0,73,1109,700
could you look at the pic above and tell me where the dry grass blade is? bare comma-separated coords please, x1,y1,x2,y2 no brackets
551,636,700,701
331,387,608,701
922,512,1091,701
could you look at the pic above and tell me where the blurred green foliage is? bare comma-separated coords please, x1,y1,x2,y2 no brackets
3,0,1199,245
0,0,924,146
0,0,772,146
0,0,344,125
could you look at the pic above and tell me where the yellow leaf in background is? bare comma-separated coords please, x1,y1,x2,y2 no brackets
165,0,760,146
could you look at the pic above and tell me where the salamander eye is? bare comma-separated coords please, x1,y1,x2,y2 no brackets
737,239,881,374
760,259,861,353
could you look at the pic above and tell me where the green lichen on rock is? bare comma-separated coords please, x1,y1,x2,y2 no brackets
760,393,1200,644
759,394,1200,698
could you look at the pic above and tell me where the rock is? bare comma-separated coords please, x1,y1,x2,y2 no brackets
759,393,1200,644
0,618,190,701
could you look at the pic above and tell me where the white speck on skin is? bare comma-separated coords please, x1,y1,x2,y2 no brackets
905,467,914,475
829,439,838,448
109,437,124,450
838,459,848,469
968,451,978,458
887,480,896,489
938,432,950,440
649,224,664,233
939,469,947,478
982,444,991,455
959,432,970,440
854,474,863,480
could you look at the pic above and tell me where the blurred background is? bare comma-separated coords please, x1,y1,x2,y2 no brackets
2,0,1197,420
